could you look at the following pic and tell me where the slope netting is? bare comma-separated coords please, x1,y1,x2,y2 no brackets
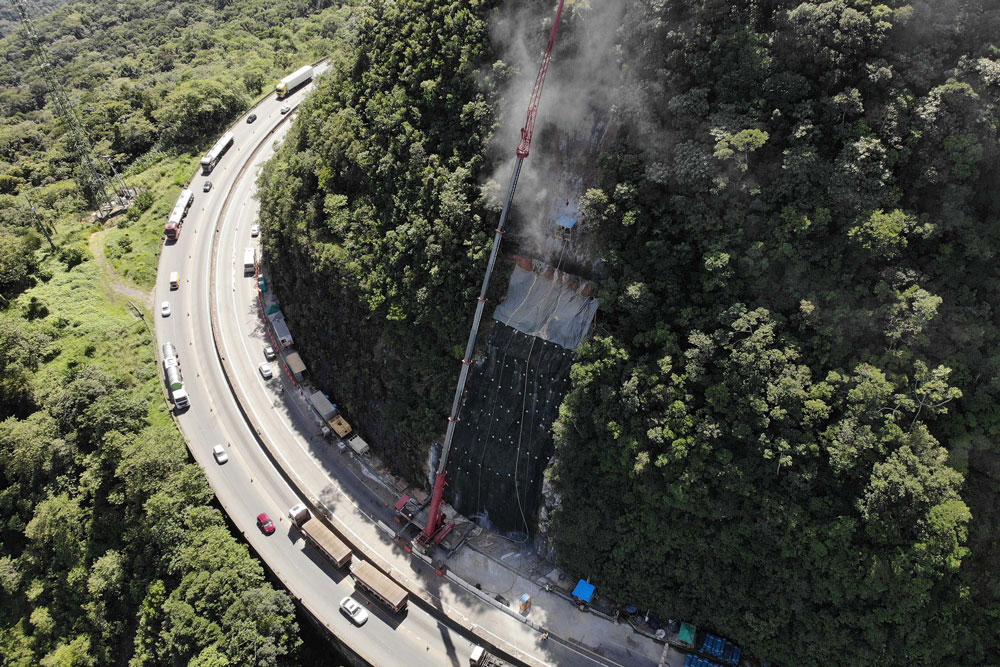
446,322,574,537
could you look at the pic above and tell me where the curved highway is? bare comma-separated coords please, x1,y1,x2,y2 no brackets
153,66,481,667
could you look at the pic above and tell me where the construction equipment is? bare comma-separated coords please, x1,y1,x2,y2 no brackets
406,0,568,550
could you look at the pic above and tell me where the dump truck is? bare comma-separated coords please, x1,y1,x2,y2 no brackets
307,391,352,438
276,65,313,99
351,560,407,613
288,503,352,569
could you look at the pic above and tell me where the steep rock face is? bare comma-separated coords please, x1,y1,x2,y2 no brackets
257,0,500,479
447,322,575,536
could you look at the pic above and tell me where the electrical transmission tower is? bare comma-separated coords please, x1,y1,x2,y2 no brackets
9,0,132,216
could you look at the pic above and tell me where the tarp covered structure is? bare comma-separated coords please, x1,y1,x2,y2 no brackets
572,579,595,603
678,622,697,646
492,264,597,349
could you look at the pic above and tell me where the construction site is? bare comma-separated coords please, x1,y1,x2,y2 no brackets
390,0,614,556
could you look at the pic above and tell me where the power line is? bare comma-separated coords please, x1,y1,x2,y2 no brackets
9,0,133,216
23,191,55,250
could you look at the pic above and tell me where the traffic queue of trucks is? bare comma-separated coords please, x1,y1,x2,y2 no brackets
289,503,408,613
162,62,411,617
164,188,193,241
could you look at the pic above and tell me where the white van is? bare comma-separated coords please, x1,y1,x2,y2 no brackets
169,271,180,289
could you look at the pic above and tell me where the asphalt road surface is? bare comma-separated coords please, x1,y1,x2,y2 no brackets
153,65,482,667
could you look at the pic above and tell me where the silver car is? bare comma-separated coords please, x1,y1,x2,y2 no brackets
258,362,273,380
339,597,368,626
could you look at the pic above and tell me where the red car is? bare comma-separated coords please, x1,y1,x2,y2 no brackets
256,512,276,535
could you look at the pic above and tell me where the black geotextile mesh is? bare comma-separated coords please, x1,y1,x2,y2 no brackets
446,322,574,537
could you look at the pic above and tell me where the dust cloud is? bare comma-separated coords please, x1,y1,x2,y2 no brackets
482,0,628,259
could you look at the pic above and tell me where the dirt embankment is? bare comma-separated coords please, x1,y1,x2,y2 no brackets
88,228,153,309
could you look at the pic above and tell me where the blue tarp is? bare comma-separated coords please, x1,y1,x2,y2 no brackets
556,215,577,229
571,579,595,603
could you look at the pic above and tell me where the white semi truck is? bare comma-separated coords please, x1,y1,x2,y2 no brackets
201,132,234,174
276,65,313,99
164,189,193,241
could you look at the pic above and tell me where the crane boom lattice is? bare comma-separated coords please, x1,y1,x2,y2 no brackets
416,0,568,547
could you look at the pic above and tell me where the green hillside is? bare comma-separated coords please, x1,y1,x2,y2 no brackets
257,0,500,479
0,0,352,664
258,1,1000,665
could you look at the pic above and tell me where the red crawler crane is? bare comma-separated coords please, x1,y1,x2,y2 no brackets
409,0,568,549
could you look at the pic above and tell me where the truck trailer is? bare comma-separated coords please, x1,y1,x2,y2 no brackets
288,504,352,569
164,189,193,240
276,65,313,99
243,247,256,275
307,391,353,438
201,132,234,174
350,560,407,613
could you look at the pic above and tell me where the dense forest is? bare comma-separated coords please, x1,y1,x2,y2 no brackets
258,0,500,480
0,0,352,664
258,0,1000,665
550,1,1000,665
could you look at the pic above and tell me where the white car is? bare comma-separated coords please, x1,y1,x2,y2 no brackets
280,105,291,114
160,301,171,317
251,224,259,237
339,597,368,626
258,362,273,380
212,444,229,464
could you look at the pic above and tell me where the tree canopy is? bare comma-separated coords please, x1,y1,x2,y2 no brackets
260,0,1000,664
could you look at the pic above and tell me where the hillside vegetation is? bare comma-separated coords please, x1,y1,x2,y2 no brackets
259,0,1000,665
551,1,1000,665
0,0,353,664
257,0,500,479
